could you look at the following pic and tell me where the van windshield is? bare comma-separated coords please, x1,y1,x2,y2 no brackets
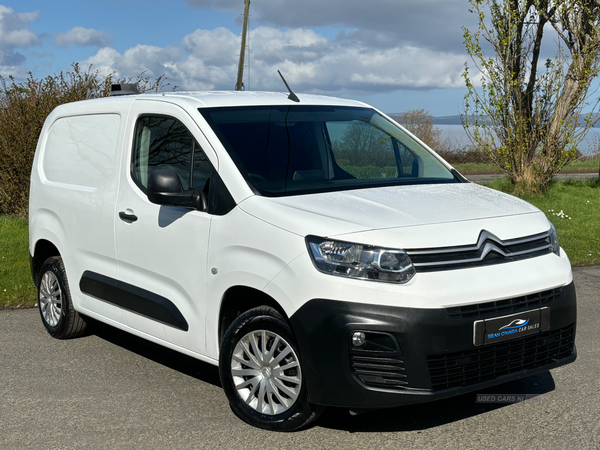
199,105,458,196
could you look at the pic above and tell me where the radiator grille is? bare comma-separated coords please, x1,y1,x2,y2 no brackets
445,287,563,320
406,230,552,272
427,325,575,390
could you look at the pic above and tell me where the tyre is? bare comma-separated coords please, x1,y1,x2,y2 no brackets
37,256,87,339
219,307,324,431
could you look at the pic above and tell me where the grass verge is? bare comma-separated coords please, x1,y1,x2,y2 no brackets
483,177,600,266
565,156,600,172
0,215,36,309
455,155,600,174
1,179,598,309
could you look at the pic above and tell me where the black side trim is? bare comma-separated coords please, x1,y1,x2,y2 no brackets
79,271,189,331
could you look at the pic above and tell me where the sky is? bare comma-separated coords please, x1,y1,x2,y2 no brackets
1,0,482,116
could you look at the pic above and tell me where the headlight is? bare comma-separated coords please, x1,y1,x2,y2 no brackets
549,223,560,256
306,236,416,284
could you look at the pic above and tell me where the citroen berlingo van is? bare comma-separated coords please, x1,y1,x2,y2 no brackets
29,86,577,431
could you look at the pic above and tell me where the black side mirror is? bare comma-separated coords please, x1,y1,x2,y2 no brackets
147,169,206,211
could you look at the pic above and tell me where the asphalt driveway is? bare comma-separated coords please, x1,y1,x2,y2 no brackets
1,266,598,450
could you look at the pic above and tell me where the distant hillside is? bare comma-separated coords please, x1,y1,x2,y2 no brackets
387,114,466,125
387,114,600,127
387,114,469,125
432,116,464,125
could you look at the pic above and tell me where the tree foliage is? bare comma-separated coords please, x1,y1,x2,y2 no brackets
0,64,168,216
396,109,444,150
333,121,396,167
463,0,600,194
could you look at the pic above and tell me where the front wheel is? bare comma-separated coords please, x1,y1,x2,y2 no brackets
219,307,324,431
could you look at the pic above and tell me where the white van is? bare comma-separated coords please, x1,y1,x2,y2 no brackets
29,86,577,431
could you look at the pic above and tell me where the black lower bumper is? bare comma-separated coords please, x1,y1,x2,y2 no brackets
289,282,577,408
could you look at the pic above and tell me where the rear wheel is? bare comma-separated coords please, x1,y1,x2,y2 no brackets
219,307,324,431
37,256,87,339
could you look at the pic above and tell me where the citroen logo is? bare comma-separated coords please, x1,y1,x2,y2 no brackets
476,230,505,248
481,242,506,258
477,231,508,258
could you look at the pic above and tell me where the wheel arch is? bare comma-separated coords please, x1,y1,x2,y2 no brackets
218,286,289,347
31,239,61,287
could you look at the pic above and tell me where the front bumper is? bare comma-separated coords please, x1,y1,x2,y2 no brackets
290,282,577,408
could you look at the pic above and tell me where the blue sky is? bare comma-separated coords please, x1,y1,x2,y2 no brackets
2,0,478,115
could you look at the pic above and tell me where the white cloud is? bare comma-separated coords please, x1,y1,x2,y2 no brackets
0,5,39,48
183,27,239,65
55,27,113,47
184,0,475,54
172,1,474,95
2,1,473,100
82,45,181,80
0,5,39,70
0,52,27,79
81,26,466,94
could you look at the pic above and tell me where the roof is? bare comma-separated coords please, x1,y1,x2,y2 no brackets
47,90,372,121
130,90,369,108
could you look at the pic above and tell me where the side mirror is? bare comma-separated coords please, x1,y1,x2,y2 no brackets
147,169,206,211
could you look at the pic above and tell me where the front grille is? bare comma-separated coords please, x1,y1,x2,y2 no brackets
406,230,552,272
427,324,575,390
351,355,408,390
445,287,563,320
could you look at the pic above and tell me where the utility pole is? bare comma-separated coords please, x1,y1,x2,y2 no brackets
235,0,251,91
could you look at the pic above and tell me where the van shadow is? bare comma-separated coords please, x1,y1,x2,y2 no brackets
85,318,555,433
317,371,555,433
87,318,222,389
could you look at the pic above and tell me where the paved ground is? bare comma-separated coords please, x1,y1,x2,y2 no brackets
1,266,599,450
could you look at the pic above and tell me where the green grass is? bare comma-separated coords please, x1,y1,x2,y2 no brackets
563,156,600,172
455,155,600,174
453,162,498,174
1,179,599,309
0,215,36,308
483,178,600,266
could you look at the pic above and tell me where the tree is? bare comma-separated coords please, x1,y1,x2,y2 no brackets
396,109,443,150
463,0,600,194
333,121,394,167
0,64,169,216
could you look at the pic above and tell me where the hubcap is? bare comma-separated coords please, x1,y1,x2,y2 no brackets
231,329,302,415
39,271,62,327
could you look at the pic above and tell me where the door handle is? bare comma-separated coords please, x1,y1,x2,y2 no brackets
119,211,138,222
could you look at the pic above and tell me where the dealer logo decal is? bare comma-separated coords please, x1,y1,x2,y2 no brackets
499,319,529,330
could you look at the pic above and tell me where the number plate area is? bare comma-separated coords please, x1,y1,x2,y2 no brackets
473,307,551,346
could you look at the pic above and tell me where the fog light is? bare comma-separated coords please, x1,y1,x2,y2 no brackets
352,332,366,347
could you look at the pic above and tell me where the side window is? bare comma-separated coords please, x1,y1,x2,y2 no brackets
43,114,120,188
131,115,213,192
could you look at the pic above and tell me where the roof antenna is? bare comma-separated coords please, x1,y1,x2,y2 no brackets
278,70,300,102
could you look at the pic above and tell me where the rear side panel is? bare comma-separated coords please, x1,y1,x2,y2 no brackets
30,103,129,323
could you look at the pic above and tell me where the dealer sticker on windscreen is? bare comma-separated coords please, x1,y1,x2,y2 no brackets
474,309,548,346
